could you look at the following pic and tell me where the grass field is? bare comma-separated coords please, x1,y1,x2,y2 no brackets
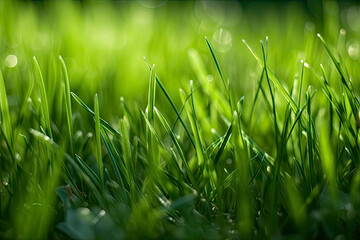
1,0,360,239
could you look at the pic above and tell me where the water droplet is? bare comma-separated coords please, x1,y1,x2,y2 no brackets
99,210,106,217
2,174,9,186
15,153,21,162
79,208,91,215
75,130,83,139
4,55,17,68
212,28,232,53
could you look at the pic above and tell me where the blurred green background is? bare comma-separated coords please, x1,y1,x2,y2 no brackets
2,0,360,153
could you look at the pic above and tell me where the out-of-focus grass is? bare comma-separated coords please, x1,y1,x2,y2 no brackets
0,0,360,239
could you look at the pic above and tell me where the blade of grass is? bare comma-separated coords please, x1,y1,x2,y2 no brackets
205,36,232,110
143,57,195,149
154,106,198,191
213,124,232,166
15,71,34,142
146,64,157,164
94,94,104,192
71,92,121,138
101,128,128,201
180,84,205,166
59,55,74,155
33,56,52,139
242,39,303,122
120,117,135,200
261,40,280,148
0,68,12,147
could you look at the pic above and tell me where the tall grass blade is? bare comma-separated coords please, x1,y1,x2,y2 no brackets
205,36,232,110
59,55,74,155
144,58,195,148
33,56,52,139
154,106,198,191
213,124,232,166
94,94,104,192
0,69,12,146
71,92,121,138
180,85,205,166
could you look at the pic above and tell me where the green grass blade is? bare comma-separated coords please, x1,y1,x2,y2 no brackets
0,68,12,146
154,106,198,191
205,36,225,89
249,69,265,129
143,59,196,149
15,72,34,142
59,55,74,155
33,56,52,139
120,118,135,198
243,39,302,120
261,40,279,147
146,64,157,164
147,64,156,122
205,36,232,110
180,85,205,166
317,33,349,90
101,129,127,197
213,124,232,166
71,92,121,138
94,94,104,192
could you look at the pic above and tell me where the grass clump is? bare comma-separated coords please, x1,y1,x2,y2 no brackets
0,1,360,239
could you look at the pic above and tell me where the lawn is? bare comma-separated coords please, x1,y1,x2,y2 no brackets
0,0,359,239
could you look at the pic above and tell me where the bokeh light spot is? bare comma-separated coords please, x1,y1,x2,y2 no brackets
4,55,17,68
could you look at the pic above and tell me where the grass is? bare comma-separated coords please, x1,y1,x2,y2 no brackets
0,0,360,239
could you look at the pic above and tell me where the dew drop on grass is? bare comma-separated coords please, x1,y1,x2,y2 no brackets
79,208,91,216
168,217,175,223
4,55,17,68
212,28,232,53
340,28,347,36
2,173,9,186
99,210,105,217
15,153,21,162
75,130,83,140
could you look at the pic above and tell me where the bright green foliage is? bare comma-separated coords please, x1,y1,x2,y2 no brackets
0,1,360,240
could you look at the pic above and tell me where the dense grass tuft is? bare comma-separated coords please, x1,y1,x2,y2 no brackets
0,1,360,239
